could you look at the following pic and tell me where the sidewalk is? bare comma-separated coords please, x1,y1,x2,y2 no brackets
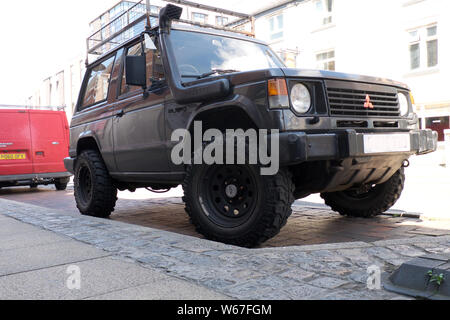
3,198,450,300
0,213,229,300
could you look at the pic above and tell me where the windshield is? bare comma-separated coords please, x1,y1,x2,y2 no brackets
169,30,285,82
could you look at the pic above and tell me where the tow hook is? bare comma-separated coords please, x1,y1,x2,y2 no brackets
402,160,410,168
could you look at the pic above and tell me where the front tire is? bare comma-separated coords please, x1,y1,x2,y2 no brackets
183,164,295,248
321,168,405,218
74,150,118,218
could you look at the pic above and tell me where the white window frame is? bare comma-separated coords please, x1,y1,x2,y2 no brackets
408,24,438,71
215,16,229,26
315,0,334,26
316,49,335,71
192,12,208,24
268,13,284,42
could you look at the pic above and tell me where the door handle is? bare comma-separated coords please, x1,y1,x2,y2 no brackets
116,110,125,118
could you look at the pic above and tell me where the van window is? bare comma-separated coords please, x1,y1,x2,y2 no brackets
81,55,116,109
120,38,164,96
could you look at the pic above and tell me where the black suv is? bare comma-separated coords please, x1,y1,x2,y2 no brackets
65,5,437,247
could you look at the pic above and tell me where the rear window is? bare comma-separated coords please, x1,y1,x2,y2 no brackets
80,54,116,110
29,113,65,140
0,111,30,141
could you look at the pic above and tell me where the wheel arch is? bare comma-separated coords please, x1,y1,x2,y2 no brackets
76,136,101,155
188,105,260,134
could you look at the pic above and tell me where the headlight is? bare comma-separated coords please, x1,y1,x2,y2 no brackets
290,84,311,114
398,92,409,116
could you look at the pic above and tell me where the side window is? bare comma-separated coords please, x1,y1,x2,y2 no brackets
81,55,116,110
120,39,164,96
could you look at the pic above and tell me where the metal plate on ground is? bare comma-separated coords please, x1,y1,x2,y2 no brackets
384,254,450,300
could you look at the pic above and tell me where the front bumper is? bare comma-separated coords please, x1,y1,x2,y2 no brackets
279,129,438,165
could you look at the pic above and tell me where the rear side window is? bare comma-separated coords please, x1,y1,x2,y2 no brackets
80,55,116,110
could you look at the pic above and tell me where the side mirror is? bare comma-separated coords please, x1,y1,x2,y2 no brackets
125,55,146,87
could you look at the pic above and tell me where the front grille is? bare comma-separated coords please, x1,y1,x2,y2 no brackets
327,87,400,117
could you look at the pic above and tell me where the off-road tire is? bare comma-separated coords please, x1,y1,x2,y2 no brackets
74,150,117,218
321,168,405,218
182,165,295,248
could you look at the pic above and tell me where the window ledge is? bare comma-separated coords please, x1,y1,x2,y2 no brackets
311,23,336,33
404,67,440,77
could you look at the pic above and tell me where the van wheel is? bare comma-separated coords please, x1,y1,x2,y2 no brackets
321,168,405,218
55,180,68,191
30,184,38,189
74,150,117,218
183,164,295,248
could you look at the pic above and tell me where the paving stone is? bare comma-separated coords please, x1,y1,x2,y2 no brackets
308,277,350,289
286,284,331,300
336,248,374,265
386,244,427,257
309,250,349,262
279,269,315,282
365,247,402,261
0,240,110,277
0,228,72,252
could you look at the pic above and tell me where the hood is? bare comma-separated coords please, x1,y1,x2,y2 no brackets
282,68,409,90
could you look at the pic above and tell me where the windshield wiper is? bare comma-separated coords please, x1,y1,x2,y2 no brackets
181,69,240,80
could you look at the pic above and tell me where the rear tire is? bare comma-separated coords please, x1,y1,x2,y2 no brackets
55,180,68,191
183,164,295,248
74,150,117,218
321,168,405,218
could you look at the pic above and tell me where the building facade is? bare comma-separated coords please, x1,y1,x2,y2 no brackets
27,0,244,120
27,0,449,141
253,0,450,141
26,57,85,120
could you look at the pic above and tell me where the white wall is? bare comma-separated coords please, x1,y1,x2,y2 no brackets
27,57,85,121
28,0,450,123
255,0,449,113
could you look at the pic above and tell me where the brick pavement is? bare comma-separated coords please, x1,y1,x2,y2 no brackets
1,185,449,248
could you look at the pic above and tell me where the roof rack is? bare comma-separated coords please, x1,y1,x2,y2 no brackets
0,105,66,111
86,0,255,63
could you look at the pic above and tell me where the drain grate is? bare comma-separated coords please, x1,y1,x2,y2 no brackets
384,254,450,300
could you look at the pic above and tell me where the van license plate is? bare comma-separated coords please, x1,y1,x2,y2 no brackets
363,134,411,154
0,153,26,160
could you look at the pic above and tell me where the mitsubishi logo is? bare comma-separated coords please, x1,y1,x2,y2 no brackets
364,94,374,109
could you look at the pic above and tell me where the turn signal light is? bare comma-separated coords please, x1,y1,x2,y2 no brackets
268,79,288,96
268,79,289,109
409,92,416,105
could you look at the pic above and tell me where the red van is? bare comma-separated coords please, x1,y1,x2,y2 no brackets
0,108,72,190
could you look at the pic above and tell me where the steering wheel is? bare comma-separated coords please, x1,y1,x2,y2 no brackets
179,64,200,75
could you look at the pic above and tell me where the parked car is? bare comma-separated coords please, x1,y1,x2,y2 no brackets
0,108,72,190
65,4,438,247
